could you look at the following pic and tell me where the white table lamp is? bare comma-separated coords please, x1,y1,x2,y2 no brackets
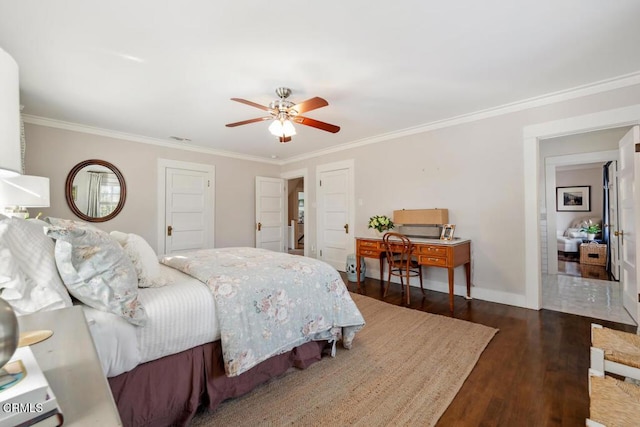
0,175,50,218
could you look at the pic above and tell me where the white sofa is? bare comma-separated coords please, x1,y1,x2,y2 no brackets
557,229,587,253
557,217,601,253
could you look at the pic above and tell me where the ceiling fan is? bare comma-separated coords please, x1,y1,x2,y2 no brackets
225,87,340,143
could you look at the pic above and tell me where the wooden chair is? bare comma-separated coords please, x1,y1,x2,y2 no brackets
382,232,423,305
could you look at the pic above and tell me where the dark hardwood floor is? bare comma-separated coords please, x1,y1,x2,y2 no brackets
340,273,635,427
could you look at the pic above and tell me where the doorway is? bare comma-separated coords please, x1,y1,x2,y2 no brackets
281,168,308,257
316,160,355,271
538,128,633,325
554,162,612,282
156,159,215,255
287,177,305,256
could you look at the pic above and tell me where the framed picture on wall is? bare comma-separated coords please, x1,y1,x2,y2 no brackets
556,185,591,212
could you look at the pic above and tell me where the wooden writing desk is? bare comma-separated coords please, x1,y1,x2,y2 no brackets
355,236,471,312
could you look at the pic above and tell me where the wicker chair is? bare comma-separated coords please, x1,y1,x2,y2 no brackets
382,232,423,305
588,369,640,426
590,323,640,381
588,324,640,425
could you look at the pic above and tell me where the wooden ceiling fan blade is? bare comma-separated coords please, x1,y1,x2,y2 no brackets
225,117,272,127
291,97,328,114
293,116,340,133
230,98,270,111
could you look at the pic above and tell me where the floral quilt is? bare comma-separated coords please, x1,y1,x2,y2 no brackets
161,247,365,377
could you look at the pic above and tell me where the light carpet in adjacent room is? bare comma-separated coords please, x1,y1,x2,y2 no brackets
192,293,498,426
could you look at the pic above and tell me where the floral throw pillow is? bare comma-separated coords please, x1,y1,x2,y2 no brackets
44,216,102,232
109,231,169,288
46,226,147,326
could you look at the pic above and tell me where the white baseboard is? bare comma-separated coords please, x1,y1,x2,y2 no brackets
360,267,528,309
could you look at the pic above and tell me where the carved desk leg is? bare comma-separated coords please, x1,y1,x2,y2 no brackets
464,262,472,300
447,267,455,312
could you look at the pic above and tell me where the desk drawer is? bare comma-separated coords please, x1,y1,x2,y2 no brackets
358,240,381,249
418,245,448,257
419,255,447,267
359,249,383,258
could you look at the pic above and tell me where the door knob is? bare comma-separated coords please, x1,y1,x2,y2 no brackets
614,230,623,236
344,223,349,234
167,225,173,236
257,222,262,231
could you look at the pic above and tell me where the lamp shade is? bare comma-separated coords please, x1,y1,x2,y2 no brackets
268,119,296,137
282,119,296,136
268,120,283,136
0,175,50,208
0,47,21,178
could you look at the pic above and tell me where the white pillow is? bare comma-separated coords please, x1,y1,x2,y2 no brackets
564,228,580,237
0,236,30,307
569,230,587,238
0,218,72,314
112,232,168,288
109,230,129,246
46,226,147,326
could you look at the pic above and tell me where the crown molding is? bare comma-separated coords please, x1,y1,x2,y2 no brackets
281,71,640,164
21,115,281,165
22,70,640,167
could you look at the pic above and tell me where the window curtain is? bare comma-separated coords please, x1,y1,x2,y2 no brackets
87,172,104,217
603,162,611,272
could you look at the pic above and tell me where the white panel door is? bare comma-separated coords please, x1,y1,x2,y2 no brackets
618,125,639,323
317,162,354,271
165,167,210,254
256,176,285,252
608,161,621,281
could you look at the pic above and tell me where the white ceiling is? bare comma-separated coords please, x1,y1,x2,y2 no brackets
1,1,639,162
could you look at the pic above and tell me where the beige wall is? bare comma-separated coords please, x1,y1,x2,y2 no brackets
282,83,640,303
21,82,640,307
23,124,280,251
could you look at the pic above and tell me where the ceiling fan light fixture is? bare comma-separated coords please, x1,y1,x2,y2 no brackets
268,119,283,136
268,118,296,138
226,87,339,139
282,119,296,136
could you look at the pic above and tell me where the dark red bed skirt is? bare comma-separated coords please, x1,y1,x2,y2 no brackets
108,340,328,427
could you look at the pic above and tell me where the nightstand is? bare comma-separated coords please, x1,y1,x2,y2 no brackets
17,306,122,426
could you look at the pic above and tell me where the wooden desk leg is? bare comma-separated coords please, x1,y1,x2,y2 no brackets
464,262,472,300
379,255,384,287
447,267,455,312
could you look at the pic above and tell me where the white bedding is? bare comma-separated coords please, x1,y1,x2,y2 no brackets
83,264,219,377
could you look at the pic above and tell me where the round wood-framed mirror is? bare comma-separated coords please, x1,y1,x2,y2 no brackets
65,159,126,222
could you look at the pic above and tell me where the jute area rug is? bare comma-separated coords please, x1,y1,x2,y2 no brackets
192,293,498,426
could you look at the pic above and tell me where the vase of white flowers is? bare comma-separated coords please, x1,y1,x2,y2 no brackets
368,214,394,236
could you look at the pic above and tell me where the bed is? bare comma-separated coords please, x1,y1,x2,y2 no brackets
0,216,365,427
